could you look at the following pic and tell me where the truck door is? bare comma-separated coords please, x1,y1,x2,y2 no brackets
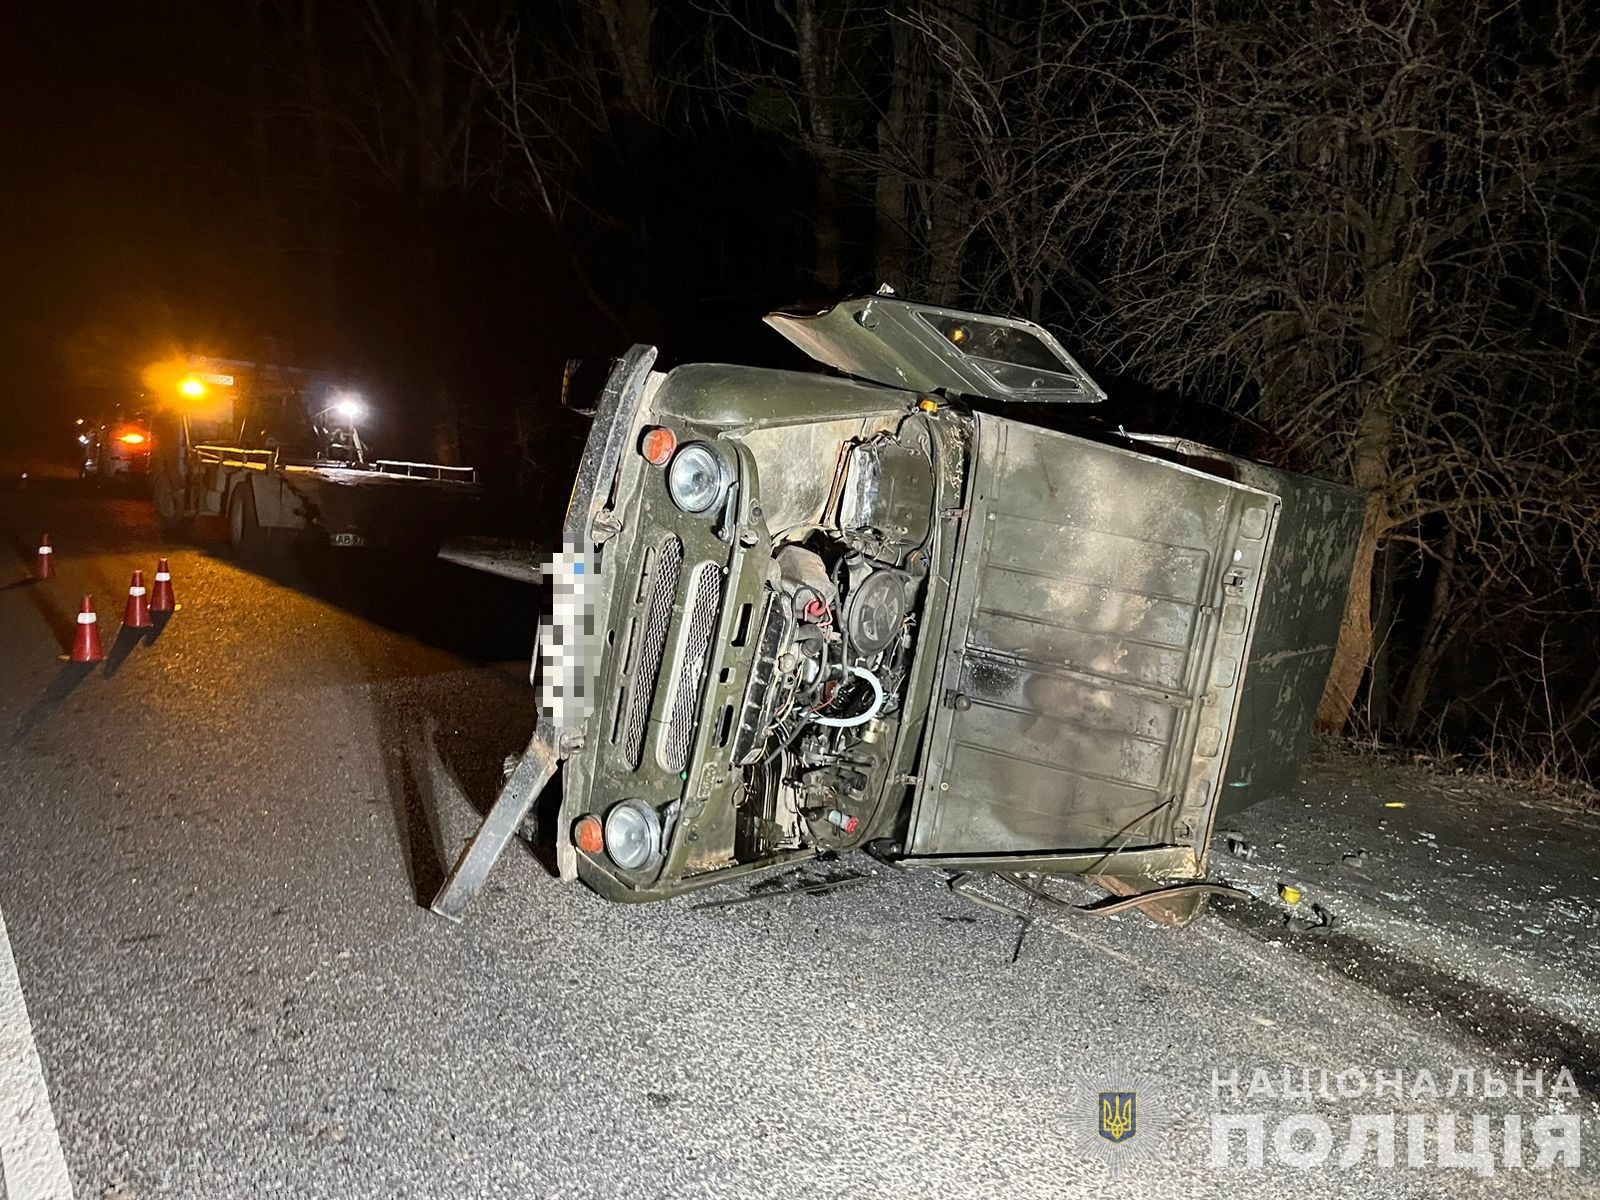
904,414,1278,860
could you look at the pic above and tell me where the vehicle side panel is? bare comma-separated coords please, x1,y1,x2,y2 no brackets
1218,462,1362,811
906,414,1278,858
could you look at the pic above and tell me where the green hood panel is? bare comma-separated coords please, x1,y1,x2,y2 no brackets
653,363,912,428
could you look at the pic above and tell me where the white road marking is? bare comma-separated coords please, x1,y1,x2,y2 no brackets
0,907,73,1200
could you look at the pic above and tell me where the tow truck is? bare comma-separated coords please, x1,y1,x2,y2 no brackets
146,357,480,558
76,410,153,481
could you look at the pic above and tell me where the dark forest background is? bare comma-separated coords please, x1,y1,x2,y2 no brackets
3,0,1598,780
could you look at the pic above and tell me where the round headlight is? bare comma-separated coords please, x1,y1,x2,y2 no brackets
603,800,663,871
666,443,727,514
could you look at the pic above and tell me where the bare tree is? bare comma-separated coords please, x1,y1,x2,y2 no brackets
912,0,1600,734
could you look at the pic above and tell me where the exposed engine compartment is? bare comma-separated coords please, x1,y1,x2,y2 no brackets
731,425,936,861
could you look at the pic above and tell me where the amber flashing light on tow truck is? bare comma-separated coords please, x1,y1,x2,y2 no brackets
117,432,147,446
179,377,207,398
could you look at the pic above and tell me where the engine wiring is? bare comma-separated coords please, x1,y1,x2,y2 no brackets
789,582,833,629
811,665,885,728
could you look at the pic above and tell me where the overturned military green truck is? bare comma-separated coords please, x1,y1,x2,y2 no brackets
432,296,1362,923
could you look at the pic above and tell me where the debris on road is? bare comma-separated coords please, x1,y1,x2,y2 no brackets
947,871,1255,961
1221,831,1258,860
1214,747,1600,1039
691,870,879,910
1285,901,1337,937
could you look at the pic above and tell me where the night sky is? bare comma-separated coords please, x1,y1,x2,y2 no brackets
1,3,749,461
0,2,1223,463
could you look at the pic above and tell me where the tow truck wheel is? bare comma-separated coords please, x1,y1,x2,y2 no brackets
227,483,264,559
150,462,189,537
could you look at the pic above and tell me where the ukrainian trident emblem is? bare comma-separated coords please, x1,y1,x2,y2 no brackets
1098,1091,1137,1143
1072,1072,1168,1177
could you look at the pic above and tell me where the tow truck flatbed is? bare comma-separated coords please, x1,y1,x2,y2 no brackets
146,356,481,557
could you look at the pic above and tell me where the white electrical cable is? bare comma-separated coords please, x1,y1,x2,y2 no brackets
811,665,885,728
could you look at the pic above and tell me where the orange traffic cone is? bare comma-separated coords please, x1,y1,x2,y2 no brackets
34,534,54,579
123,569,151,629
151,558,175,612
71,596,103,662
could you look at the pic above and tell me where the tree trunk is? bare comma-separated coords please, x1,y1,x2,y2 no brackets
1396,526,1458,738
921,0,978,305
1317,129,1417,732
872,16,913,291
1316,493,1382,732
595,0,658,118
417,1,448,194
1318,369,1401,732
795,0,844,290
923,77,967,304
1366,539,1398,733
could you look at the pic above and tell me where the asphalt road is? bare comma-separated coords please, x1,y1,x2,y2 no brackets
0,476,1595,1199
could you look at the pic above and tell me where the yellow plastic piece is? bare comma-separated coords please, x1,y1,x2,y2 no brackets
1279,884,1303,905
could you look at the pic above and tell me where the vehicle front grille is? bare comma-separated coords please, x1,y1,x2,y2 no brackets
623,535,683,768
730,590,789,766
661,562,723,773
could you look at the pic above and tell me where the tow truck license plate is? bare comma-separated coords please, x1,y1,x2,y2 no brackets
330,532,367,547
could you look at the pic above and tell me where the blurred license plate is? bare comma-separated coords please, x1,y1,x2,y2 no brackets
330,532,367,547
